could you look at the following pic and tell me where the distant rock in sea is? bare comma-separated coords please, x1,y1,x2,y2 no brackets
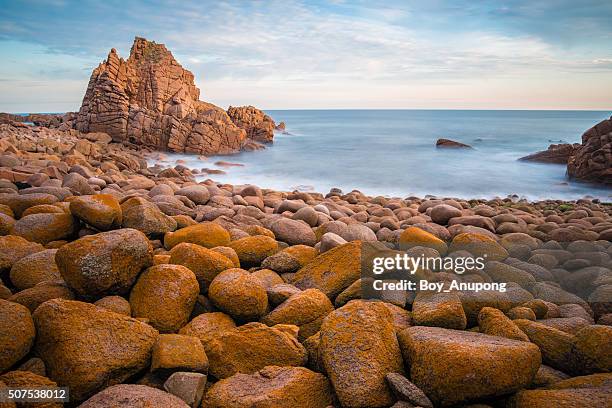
518,143,580,164
568,116,612,184
75,36,276,155
435,138,473,149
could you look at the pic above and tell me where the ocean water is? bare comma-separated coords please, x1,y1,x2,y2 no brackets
157,110,611,201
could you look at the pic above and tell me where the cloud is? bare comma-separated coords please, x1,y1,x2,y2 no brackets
0,0,611,110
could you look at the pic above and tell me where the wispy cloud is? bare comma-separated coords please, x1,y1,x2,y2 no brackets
0,0,611,111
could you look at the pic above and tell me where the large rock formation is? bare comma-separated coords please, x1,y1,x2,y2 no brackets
519,143,580,164
567,116,612,184
75,37,275,155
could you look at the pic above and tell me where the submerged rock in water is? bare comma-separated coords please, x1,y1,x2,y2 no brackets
435,138,473,149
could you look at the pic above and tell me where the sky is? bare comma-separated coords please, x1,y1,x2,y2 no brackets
1,0,612,112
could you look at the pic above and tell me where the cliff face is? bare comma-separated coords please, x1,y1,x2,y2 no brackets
567,116,612,184
76,37,274,154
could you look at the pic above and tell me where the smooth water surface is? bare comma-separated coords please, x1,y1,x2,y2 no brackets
157,110,612,201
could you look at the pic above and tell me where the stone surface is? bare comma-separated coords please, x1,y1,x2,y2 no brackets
151,334,208,374
204,322,307,379
56,228,153,297
76,37,273,155
208,268,268,322
69,194,122,231
519,143,580,164
33,299,159,401
567,116,612,184
290,241,361,299
319,300,404,408
204,366,332,408
129,264,199,332
0,299,35,373
79,384,189,407
398,326,541,406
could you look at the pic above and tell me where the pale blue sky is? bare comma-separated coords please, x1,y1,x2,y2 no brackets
1,0,612,112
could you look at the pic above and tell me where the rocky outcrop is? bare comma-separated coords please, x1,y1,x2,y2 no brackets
227,106,275,143
568,116,612,184
75,37,274,155
519,143,580,164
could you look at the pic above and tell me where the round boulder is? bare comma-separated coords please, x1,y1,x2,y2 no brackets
208,269,268,322
56,228,153,298
69,194,122,231
129,264,199,332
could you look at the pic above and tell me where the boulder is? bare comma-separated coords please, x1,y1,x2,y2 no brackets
0,235,44,273
9,249,61,290
204,366,332,408
169,243,235,292
204,322,307,379
94,295,131,316
79,384,188,407
122,202,177,236
56,228,153,297
208,268,268,322
477,306,529,341
163,372,207,408
164,223,230,250
270,218,316,246
129,264,199,332
290,241,361,299
0,299,35,373
10,212,77,244
449,232,508,261
228,235,279,267
260,288,333,341
399,227,448,255
412,291,467,330
151,334,208,375
398,326,541,406
319,300,404,407
178,312,236,347
33,299,159,401
69,194,122,231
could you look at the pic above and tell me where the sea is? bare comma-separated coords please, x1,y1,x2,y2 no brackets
156,110,611,201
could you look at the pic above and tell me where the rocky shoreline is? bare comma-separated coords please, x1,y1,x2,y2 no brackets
0,37,611,408
0,116,611,407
